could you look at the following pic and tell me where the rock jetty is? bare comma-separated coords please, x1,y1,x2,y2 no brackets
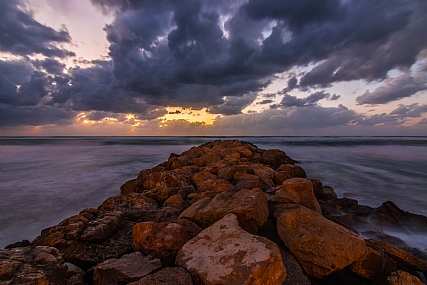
1,140,427,285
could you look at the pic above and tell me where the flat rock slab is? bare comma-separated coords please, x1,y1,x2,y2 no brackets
176,213,287,285
179,188,268,234
90,252,161,285
366,239,427,273
128,267,193,285
275,204,367,279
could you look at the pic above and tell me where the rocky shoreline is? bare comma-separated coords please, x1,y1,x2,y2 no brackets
1,140,427,285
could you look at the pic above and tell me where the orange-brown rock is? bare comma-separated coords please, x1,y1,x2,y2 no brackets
366,239,427,273
190,170,217,186
128,267,193,285
0,246,74,285
278,178,322,214
387,270,424,285
98,193,158,221
275,204,367,278
176,214,287,285
188,154,221,167
277,164,307,178
163,194,186,211
120,179,137,195
196,178,236,193
132,219,201,266
179,188,268,234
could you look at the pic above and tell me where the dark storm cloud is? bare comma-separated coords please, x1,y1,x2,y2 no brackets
2,0,427,130
280,91,330,107
0,104,75,127
207,93,257,115
32,58,65,75
356,71,427,105
0,0,75,57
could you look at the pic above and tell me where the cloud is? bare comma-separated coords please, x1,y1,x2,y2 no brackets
356,71,427,105
207,93,257,115
280,91,330,107
0,104,75,127
0,0,75,58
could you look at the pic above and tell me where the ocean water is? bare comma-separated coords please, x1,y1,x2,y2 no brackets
1,136,427,250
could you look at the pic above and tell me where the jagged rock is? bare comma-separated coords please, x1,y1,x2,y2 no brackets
387,270,424,285
366,239,427,273
349,246,402,283
98,193,158,222
176,213,287,285
32,209,133,270
275,204,367,278
376,201,427,231
179,188,269,234
280,178,322,214
163,194,187,211
0,246,74,285
276,164,306,178
132,219,201,266
191,170,217,186
120,179,137,195
89,252,161,285
128,267,193,285
321,197,371,217
196,178,236,193
4,239,30,249
311,179,338,202
142,169,195,193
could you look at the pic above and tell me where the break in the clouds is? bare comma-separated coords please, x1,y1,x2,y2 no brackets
1,0,427,134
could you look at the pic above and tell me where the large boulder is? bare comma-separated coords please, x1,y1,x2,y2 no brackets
89,252,161,285
275,204,367,278
128,267,193,285
179,188,269,234
176,213,287,285
132,219,201,266
0,246,78,285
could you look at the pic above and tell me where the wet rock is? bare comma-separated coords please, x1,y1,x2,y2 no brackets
376,201,427,231
349,246,402,283
311,179,338,202
387,270,424,285
90,252,161,285
0,246,72,285
275,204,367,278
4,239,30,249
128,267,193,285
176,213,287,285
366,239,427,273
179,188,269,234
132,219,201,266
276,164,306,178
362,231,409,248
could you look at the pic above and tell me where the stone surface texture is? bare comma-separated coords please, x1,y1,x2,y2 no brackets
275,204,367,278
176,213,287,285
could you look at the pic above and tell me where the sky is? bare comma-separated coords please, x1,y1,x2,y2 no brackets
1,0,427,136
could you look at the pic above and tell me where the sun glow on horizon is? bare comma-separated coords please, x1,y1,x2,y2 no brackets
161,107,218,125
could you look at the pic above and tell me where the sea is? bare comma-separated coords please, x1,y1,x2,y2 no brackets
1,136,427,251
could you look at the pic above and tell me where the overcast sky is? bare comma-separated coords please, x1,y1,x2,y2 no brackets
1,0,427,136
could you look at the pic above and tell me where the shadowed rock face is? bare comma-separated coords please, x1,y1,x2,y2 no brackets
2,139,426,285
